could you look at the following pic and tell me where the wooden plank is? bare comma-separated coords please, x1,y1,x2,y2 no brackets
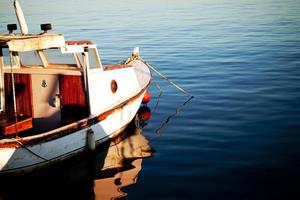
0,114,33,135
37,50,48,67
6,34,65,52
1,117,32,136
59,75,88,121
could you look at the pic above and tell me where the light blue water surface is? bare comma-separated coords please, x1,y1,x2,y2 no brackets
1,0,300,199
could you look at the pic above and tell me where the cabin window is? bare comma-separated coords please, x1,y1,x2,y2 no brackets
2,48,10,67
88,48,101,69
1,48,23,67
19,51,43,66
1,48,20,67
44,49,75,65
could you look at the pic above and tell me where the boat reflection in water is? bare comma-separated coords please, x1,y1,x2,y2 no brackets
94,158,148,199
94,116,153,199
0,109,154,200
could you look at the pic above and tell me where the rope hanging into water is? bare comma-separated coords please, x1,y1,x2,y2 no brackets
137,56,194,98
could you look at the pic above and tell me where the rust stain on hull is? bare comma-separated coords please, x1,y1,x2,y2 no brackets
104,64,132,71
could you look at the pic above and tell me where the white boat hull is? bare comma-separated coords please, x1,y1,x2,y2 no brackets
0,90,145,174
0,59,151,175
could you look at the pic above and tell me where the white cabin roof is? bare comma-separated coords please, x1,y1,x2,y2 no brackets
0,33,65,52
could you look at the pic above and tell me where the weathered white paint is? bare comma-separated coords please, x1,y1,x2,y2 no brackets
6,34,65,52
88,68,138,115
88,60,150,116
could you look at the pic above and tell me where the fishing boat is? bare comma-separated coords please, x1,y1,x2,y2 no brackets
0,0,151,174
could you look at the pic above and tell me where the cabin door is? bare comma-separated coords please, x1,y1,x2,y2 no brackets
31,74,61,132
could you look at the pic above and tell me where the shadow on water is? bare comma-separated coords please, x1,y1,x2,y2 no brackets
0,116,155,200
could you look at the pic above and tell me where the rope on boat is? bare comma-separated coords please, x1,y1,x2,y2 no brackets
155,96,193,134
15,140,52,162
152,78,163,114
9,51,19,138
153,78,163,94
138,56,194,98
9,52,52,163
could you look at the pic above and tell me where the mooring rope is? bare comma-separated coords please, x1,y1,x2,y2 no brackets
15,140,52,162
130,55,194,98
125,54,193,97
156,96,193,134
151,78,163,114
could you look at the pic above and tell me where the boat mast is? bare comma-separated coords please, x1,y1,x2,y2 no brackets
14,0,28,35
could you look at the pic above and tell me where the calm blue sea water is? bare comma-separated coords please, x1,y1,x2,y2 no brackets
1,0,300,199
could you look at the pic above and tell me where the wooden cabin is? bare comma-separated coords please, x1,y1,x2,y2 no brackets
0,33,103,136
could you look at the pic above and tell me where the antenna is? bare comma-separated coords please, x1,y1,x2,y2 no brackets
14,0,28,35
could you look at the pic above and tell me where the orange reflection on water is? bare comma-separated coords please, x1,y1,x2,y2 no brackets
94,123,153,199
94,158,143,199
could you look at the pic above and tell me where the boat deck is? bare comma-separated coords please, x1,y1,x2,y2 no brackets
0,114,32,136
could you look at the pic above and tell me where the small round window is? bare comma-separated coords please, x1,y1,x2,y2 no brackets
111,80,118,93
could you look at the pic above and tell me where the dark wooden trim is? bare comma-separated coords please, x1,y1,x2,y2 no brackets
4,74,33,117
59,75,88,121
0,116,32,136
